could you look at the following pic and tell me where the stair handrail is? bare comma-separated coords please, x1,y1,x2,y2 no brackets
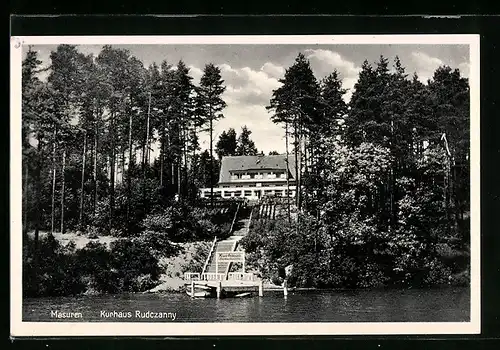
228,202,241,234
201,236,217,276
248,206,254,227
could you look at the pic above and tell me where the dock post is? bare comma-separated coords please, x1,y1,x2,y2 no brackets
190,280,195,298
283,279,288,298
217,281,222,299
258,279,263,297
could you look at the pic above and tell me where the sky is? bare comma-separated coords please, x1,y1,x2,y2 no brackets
26,44,470,154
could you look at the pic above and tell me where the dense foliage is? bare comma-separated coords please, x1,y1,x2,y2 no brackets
244,54,471,289
23,235,162,296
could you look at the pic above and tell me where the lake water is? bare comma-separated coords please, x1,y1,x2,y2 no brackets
23,287,470,323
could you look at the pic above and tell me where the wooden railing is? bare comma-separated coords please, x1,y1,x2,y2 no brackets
228,203,241,234
183,272,200,281
227,272,256,281
201,273,226,281
248,206,254,225
201,236,218,275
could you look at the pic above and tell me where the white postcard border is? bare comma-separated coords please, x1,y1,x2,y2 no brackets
10,34,480,337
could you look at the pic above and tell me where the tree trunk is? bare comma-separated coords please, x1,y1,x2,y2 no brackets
177,159,182,197
303,133,308,209
51,127,57,234
209,113,214,208
145,92,151,166
121,144,125,184
93,118,99,217
23,157,29,239
190,125,197,200
109,111,116,232
60,146,66,234
160,117,165,187
126,111,133,225
171,162,175,186
285,121,291,223
88,129,94,212
176,120,182,197
142,93,152,211
183,124,188,197
293,121,299,208
33,133,43,288
79,131,87,230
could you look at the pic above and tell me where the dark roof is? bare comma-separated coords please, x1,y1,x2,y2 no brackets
218,154,296,183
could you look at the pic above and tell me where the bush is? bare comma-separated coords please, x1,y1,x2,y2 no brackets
23,235,86,297
423,257,453,286
136,274,159,291
75,241,119,293
23,231,164,296
182,242,211,274
271,275,284,286
109,239,161,292
142,203,201,242
139,230,178,259
450,268,470,286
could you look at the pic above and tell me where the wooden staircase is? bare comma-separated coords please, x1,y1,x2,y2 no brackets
204,240,238,275
201,205,253,279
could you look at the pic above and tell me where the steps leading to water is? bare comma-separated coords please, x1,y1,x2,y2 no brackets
203,206,252,276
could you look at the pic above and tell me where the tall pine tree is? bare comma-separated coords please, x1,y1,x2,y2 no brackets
195,63,227,206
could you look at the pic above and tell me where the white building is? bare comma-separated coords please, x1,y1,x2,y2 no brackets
199,154,297,200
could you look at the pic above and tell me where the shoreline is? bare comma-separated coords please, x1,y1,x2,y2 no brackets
24,283,471,299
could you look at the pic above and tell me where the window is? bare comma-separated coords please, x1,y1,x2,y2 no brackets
223,191,230,197
234,191,242,197
250,173,255,179
249,184,256,187
244,190,252,197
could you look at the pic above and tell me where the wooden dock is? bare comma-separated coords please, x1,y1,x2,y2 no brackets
185,279,290,299
186,279,264,298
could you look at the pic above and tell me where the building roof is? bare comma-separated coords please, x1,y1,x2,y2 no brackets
218,154,296,184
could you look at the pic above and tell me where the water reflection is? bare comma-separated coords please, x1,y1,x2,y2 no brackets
23,287,470,323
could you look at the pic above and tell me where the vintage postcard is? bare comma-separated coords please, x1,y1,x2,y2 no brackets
10,34,480,336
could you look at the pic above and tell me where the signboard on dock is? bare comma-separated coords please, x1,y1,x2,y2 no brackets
216,251,245,262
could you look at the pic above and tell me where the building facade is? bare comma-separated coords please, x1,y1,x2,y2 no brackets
199,154,297,200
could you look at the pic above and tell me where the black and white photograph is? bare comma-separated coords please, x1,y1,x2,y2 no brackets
10,35,480,336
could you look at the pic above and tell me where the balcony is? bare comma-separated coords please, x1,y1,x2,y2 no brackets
229,174,289,182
